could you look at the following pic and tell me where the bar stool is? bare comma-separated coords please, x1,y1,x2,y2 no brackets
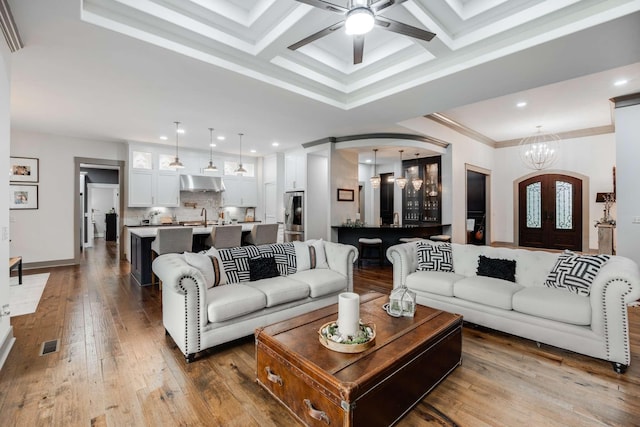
398,237,423,243
244,223,279,246
151,227,193,289
358,237,383,268
430,234,451,243
205,225,242,249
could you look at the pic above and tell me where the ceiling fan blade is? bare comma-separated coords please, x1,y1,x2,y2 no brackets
375,16,436,42
288,21,345,51
294,0,348,14
371,0,409,13
353,35,364,64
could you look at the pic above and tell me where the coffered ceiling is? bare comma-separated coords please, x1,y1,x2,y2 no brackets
7,1,640,161
80,0,640,109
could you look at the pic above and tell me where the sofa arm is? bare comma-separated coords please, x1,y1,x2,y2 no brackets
589,256,640,365
152,253,209,357
324,241,358,292
386,243,419,289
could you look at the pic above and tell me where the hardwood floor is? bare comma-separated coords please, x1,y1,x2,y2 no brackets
2,240,640,426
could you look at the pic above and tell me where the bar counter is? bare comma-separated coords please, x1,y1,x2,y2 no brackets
332,224,448,263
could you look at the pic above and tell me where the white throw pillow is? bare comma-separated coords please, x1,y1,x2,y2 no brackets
293,241,311,272
306,239,329,269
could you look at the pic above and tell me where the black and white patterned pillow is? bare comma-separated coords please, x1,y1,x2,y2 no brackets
217,243,297,283
417,242,453,272
544,251,610,296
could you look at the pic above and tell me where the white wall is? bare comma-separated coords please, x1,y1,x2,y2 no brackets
493,133,616,250
10,130,126,264
0,34,13,369
329,145,359,230
306,153,329,240
615,101,640,264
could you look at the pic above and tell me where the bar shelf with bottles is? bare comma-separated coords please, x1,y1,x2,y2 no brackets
402,156,442,224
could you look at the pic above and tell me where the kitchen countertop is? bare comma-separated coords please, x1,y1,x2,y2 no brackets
332,224,449,229
128,223,256,238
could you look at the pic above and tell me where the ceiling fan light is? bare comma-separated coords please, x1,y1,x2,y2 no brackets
345,7,374,35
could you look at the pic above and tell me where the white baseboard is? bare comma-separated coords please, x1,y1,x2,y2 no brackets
0,325,15,371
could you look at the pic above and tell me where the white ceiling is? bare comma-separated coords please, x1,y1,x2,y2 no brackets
7,0,640,164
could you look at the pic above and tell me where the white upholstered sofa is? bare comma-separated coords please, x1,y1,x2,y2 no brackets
386,240,640,372
152,240,357,362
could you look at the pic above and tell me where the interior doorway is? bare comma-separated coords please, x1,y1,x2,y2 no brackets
74,158,126,263
466,167,489,245
86,183,120,248
518,173,583,251
380,173,394,225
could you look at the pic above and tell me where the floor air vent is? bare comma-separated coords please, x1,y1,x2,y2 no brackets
40,339,59,356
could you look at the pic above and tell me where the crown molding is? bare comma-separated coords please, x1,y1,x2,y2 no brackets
0,0,23,52
426,113,614,148
495,125,615,148
425,113,497,147
611,92,640,108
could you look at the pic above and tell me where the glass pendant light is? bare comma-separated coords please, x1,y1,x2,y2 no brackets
395,150,407,190
411,153,423,191
370,148,381,189
169,121,185,169
234,133,247,175
204,127,218,172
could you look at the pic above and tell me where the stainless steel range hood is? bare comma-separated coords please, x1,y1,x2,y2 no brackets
180,175,225,192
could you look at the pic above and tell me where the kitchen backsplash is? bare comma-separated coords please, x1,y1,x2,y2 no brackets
123,192,252,225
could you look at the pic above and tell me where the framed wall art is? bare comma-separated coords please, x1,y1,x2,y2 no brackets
337,188,354,202
10,185,39,210
10,157,39,182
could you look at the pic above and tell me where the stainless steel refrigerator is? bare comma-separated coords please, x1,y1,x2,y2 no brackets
284,191,304,242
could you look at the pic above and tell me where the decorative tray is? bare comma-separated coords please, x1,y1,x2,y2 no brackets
318,321,376,353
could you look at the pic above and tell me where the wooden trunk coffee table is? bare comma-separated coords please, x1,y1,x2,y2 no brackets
255,292,462,427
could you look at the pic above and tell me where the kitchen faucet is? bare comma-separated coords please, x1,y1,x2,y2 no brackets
200,208,207,226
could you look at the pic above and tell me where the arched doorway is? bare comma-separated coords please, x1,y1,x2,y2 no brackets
518,173,583,251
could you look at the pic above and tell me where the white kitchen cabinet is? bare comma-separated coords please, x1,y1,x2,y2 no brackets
156,172,180,206
129,169,154,207
285,151,306,191
128,147,180,207
222,176,258,207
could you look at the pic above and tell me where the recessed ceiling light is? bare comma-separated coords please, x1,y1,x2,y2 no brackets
209,143,216,147
159,135,168,140
250,149,256,153
217,136,225,141
365,159,372,163
614,79,628,86
272,142,279,147
516,101,527,108
177,129,185,134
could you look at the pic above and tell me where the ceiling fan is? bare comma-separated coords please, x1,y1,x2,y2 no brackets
289,0,436,64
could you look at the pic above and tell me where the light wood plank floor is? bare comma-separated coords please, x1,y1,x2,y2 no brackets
2,240,640,426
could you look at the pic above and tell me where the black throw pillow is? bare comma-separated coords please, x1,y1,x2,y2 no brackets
249,257,280,281
476,255,516,282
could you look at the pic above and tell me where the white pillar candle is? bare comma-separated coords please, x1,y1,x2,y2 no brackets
337,292,360,339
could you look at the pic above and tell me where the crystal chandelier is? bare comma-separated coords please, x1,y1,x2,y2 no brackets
519,126,560,170
411,153,423,191
169,121,184,169
395,150,407,190
234,133,247,175
204,127,218,172
370,148,381,189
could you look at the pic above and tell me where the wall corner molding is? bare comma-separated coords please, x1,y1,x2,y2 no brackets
0,0,24,53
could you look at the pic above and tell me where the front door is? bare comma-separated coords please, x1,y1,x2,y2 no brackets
518,174,582,251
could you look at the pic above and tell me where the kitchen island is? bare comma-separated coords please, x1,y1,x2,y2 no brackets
332,224,449,264
128,223,255,286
